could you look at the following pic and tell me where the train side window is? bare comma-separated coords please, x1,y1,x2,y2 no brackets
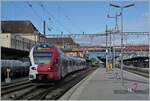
66,61,68,67
70,61,72,66
77,62,79,66
72,60,74,66
62,60,68,67
70,60,72,66
62,60,65,66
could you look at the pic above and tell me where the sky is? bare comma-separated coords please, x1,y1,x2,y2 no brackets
1,0,149,36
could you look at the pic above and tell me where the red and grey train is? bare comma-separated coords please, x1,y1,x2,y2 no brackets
29,44,87,83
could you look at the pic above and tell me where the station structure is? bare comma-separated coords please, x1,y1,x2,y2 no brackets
1,20,149,59
1,1,149,100
1,20,149,100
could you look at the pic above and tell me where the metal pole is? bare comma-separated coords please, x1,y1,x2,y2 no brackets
106,25,108,71
147,32,150,88
120,7,124,86
115,13,117,31
107,13,121,32
109,3,135,86
15,35,17,48
113,46,117,78
115,13,120,31
44,20,46,36
43,20,46,43
109,30,112,70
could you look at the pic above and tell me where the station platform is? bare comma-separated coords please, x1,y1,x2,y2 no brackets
60,67,149,100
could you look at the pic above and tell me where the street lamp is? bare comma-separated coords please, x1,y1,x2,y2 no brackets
110,3,134,86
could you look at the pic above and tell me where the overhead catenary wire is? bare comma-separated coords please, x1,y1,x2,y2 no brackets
65,15,84,33
39,3,63,33
40,3,63,33
39,3,73,34
27,2,61,34
26,2,43,22
56,4,84,33
46,22,52,32
47,17,62,33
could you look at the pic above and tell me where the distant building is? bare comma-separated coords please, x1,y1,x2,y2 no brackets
0,20,46,51
47,37,81,56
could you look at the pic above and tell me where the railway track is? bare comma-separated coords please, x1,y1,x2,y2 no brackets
1,68,97,100
45,69,93,100
124,68,149,78
16,86,52,100
117,64,149,78
2,79,30,90
39,68,96,100
1,80,32,96
21,68,96,100
1,79,36,100
1,77,28,86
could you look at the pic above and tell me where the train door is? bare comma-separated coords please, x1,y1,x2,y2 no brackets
67,58,71,73
61,57,68,77
55,54,62,79
60,56,65,78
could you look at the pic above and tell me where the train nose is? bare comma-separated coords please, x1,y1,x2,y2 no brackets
37,64,50,72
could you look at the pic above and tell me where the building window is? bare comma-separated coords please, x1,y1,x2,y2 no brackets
11,39,16,48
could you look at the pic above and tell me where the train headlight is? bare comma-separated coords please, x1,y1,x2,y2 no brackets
31,67,36,70
48,67,51,70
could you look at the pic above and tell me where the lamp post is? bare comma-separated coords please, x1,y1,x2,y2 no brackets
110,3,134,86
105,25,108,71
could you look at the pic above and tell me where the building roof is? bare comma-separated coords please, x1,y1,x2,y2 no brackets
1,20,39,34
47,37,79,46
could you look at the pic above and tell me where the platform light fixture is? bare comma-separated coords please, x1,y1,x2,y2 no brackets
110,3,135,86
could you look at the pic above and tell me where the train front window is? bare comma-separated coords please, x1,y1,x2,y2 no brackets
33,52,52,64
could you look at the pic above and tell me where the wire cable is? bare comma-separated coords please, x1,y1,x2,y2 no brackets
39,3,73,34
65,15,84,33
26,2,43,22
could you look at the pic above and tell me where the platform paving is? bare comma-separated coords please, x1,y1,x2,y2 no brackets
60,67,149,100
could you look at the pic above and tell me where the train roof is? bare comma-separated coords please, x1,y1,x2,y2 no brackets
67,56,86,61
